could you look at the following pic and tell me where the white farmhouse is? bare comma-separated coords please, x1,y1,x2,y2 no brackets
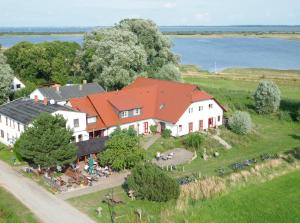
70,77,226,138
30,82,104,106
0,98,89,146
11,77,25,92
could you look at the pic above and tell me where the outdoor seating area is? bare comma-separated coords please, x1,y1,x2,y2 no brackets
152,148,195,167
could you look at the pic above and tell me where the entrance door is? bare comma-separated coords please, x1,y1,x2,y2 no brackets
208,117,213,128
188,122,193,133
199,120,203,131
144,122,149,134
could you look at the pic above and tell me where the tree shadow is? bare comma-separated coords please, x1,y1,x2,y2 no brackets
280,99,300,121
289,134,300,140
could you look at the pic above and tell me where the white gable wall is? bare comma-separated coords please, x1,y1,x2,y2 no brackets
29,89,44,101
11,77,25,92
53,110,89,142
171,99,224,137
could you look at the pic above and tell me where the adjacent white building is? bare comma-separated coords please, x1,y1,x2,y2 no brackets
0,98,89,146
11,77,25,92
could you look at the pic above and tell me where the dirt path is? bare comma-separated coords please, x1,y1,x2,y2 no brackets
0,160,95,223
57,171,130,200
141,134,161,150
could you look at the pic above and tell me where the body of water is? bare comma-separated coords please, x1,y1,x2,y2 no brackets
1,34,300,71
1,25,300,33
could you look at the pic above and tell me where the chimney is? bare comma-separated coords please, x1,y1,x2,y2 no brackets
55,85,60,92
79,84,83,91
82,80,87,84
34,95,38,103
43,97,48,105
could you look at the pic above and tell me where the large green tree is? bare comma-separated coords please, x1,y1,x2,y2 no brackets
0,51,14,104
78,18,181,90
118,19,179,70
98,127,144,171
4,41,81,85
254,80,281,114
14,113,77,168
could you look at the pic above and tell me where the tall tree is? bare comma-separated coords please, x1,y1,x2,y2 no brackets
77,18,181,90
0,52,14,104
4,41,81,85
254,80,281,114
78,28,147,90
14,113,77,168
118,18,179,70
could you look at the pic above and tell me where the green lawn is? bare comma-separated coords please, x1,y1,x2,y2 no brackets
0,187,39,223
0,144,24,166
174,170,300,223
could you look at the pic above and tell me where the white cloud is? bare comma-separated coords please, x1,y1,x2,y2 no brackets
163,2,177,9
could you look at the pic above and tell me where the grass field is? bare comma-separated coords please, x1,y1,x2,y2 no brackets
0,187,39,223
174,170,300,223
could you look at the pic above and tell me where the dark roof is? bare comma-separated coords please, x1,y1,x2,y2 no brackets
38,83,104,102
0,98,76,124
76,137,108,158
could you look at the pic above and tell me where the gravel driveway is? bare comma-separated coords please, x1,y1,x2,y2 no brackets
0,160,95,223
152,148,195,167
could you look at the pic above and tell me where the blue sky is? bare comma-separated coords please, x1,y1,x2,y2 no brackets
1,0,300,26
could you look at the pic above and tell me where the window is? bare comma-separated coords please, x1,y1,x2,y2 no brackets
209,104,213,109
16,84,21,89
0,130,4,138
73,119,79,128
188,107,193,113
179,125,182,132
7,133,9,141
78,134,83,142
134,108,140,116
120,111,129,118
199,106,203,111
13,121,15,129
6,117,8,126
218,116,221,122
0,115,1,123
17,123,20,132
87,116,97,124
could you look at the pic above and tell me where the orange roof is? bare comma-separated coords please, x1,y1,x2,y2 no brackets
70,77,221,131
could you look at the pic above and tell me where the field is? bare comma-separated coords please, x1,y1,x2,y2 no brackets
174,170,300,223
0,187,39,223
69,67,300,222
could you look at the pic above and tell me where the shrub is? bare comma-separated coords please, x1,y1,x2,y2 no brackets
126,163,180,202
294,147,300,159
277,111,292,122
184,133,204,151
99,128,144,171
161,129,172,138
150,125,157,134
296,108,300,122
253,80,281,114
228,111,252,135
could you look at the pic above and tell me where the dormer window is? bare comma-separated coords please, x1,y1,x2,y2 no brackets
87,116,97,124
134,108,140,116
120,111,129,118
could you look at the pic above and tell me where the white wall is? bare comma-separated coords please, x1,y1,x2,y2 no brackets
0,114,25,146
53,110,89,142
29,89,44,100
174,99,223,137
11,77,25,92
103,119,157,136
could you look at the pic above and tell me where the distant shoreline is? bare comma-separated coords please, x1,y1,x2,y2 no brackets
1,32,300,41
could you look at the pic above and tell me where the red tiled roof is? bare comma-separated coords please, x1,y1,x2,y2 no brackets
70,77,221,131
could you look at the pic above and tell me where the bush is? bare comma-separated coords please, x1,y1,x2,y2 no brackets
99,128,144,171
253,80,281,114
228,111,252,135
296,109,300,122
161,129,172,138
294,147,300,159
277,111,293,122
126,163,180,202
150,125,157,134
184,133,204,151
